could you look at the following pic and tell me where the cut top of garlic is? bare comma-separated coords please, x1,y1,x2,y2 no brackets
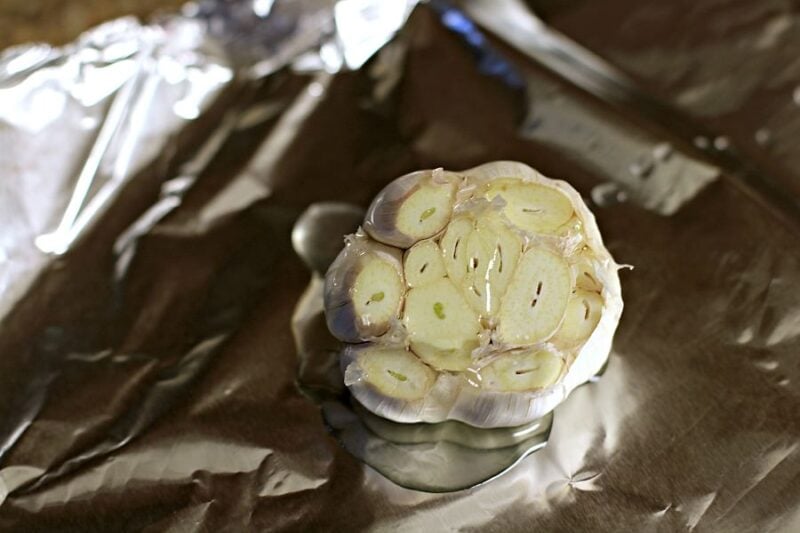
324,161,623,428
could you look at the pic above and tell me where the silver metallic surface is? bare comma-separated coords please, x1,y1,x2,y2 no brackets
1,0,799,530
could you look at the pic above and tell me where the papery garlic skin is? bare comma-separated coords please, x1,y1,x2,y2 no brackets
325,161,624,428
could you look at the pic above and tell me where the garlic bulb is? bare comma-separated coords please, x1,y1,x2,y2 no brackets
324,161,623,428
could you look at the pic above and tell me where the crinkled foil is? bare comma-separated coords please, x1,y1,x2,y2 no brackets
1,0,800,530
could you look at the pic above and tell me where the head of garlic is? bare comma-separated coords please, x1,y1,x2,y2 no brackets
323,161,623,428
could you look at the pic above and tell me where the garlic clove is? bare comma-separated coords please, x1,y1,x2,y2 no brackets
479,349,565,392
324,234,404,343
497,247,572,345
403,278,481,371
483,179,574,234
440,215,473,284
353,345,437,401
553,289,603,345
459,214,522,317
364,169,459,248
573,255,604,293
341,343,450,424
403,239,447,288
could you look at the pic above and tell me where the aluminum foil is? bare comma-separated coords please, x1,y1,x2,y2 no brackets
2,0,800,530
525,0,800,214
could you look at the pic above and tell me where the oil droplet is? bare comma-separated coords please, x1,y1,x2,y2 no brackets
591,182,628,207
713,136,730,151
793,86,800,106
755,128,772,146
737,326,754,344
308,82,324,97
754,359,779,371
80,115,99,130
464,367,482,388
693,136,710,149
628,155,654,179
652,142,673,162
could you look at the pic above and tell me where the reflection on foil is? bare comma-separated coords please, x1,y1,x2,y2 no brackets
439,0,719,215
291,202,365,276
591,182,628,209
435,2,525,90
520,79,718,215
0,16,229,321
194,0,415,77
323,399,552,492
34,41,157,255
0,76,69,133
252,0,276,18
0,21,230,268
2,0,411,268
0,44,59,78
194,0,335,76
335,0,415,69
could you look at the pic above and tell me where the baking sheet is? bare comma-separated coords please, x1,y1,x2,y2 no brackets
1,0,799,531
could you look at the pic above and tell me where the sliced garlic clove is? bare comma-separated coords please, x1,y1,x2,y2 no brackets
460,228,492,315
364,169,459,248
479,349,565,392
409,341,477,373
553,289,603,345
439,215,473,284
483,178,574,234
404,239,447,288
573,255,604,293
459,215,523,317
497,247,572,345
403,278,481,371
341,343,452,424
324,234,404,343
352,345,437,401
